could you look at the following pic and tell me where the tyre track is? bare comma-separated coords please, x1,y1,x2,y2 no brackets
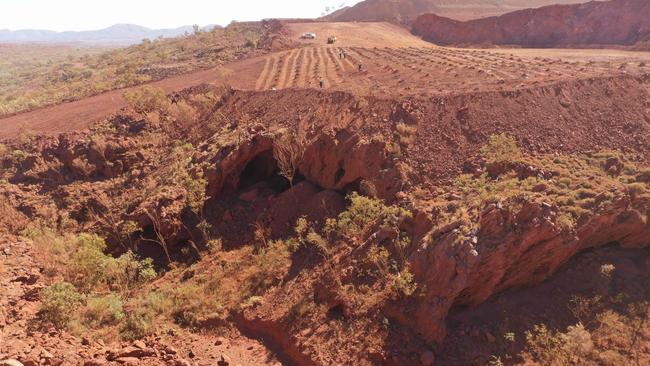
262,54,279,90
255,56,273,90
296,48,309,88
267,53,285,89
284,48,301,88
317,47,333,87
277,49,298,89
328,47,347,72
340,48,358,70
308,47,318,87
323,47,343,86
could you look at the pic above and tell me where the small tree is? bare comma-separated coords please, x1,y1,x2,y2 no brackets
273,134,304,187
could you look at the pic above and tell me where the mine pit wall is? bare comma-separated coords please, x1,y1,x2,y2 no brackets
404,74,650,182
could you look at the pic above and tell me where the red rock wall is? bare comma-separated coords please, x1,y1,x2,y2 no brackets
412,0,650,47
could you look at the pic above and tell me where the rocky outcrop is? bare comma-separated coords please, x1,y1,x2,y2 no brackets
412,0,650,47
323,0,583,23
299,131,406,200
404,194,650,342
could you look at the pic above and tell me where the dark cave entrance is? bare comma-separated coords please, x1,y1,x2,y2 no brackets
237,150,301,193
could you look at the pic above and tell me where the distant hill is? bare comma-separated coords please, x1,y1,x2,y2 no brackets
411,0,650,47
0,24,220,45
322,0,585,23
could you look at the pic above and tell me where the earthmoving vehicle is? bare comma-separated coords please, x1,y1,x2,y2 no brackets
327,36,337,44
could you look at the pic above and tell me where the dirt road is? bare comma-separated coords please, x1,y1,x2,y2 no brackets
286,22,434,48
0,68,223,140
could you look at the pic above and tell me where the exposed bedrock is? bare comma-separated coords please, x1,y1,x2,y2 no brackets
400,195,650,342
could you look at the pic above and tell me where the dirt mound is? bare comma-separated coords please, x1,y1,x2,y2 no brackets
412,0,650,47
323,0,584,23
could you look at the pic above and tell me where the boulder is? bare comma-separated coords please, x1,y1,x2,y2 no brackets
420,351,435,366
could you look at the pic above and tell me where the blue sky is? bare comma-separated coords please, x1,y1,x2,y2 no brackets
0,0,361,31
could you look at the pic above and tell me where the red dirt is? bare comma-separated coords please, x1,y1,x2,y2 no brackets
323,0,585,23
2,19,650,366
3,21,650,141
412,0,650,47
439,245,650,365
0,68,224,141
233,45,650,99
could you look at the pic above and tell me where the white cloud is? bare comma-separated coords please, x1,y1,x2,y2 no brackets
0,0,361,31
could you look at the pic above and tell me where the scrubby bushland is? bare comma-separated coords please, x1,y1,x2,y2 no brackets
0,23,265,116
1,81,648,364
25,229,155,339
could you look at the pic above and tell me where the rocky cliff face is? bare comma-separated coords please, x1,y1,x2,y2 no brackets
324,0,584,23
412,0,650,47
406,191,650,342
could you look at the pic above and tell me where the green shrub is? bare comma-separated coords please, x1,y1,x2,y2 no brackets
120,310,155,340
250,240,292,291
70,233,110,291
241,295,264,309
30,231,156,293
106,251,157,294
335,192,410,238
123,86,169,115
480,134,521,164
390,268,417,298
41,282,84,328
142,291,174,315
169,100,198,128
82,293,125,328
171,282,223,326
627,182,647,199
396,122,417,147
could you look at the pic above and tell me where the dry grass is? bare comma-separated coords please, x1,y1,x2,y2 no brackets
0,23,263,116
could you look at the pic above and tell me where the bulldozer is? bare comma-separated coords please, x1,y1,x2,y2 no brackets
327,36,337,44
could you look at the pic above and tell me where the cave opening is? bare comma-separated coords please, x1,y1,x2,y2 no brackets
135,224,172,268
237,149,303,193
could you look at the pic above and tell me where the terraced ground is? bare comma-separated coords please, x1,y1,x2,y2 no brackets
232,45,650,97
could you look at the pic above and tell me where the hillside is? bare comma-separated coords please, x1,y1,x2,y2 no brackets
323,0,585,23
1,9,650,366
1,72,650,365
412,0,650,47
0,24,220,45
0,21,287,117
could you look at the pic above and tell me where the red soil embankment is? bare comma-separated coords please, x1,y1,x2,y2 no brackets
412,0,650,47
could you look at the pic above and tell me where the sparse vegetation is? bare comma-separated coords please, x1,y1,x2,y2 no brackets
273,134,305,186
123,86,169,116
40,282,84,328
520,301,649,365
26,228,157,335
0,23,264,116
480,133,521,164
